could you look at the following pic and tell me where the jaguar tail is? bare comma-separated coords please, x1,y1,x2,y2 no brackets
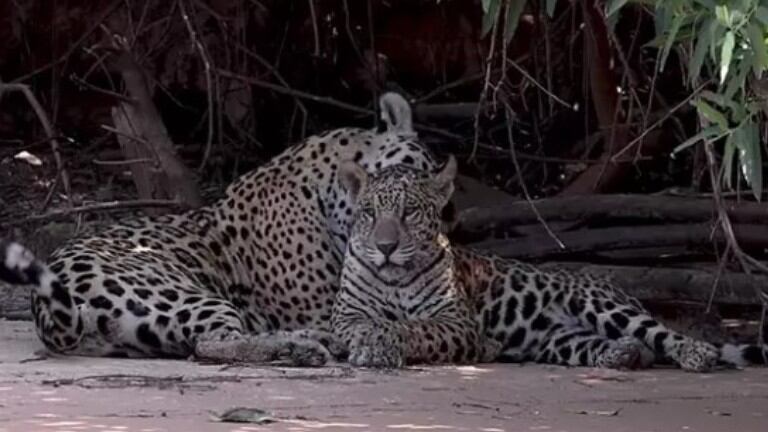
0,241,84,352
720,342,768,366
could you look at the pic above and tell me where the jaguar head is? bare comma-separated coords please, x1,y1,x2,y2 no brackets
339,156,456,282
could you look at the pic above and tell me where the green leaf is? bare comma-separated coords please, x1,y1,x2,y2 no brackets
723,134,736,189
481,0,502,37
745,101,764,116
660,13,685,72
606,0,628,17
749,124,764,202
700,90,740,114
689,18,716,84
546,0,558,17
672,125,722,154
694,99,729,130
730,9,746,28
710,23,726,63
715,4,730,26
756,6,768,26
724,52,752,100
655,5,670,38
693,0,716,7
747,23,768,76
643,34,668,49
482,0,493,13
733,122,763,200
720,31,735,83
504,0,528,43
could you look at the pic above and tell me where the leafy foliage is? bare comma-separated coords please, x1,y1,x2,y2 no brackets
481,0,529,42
480,0,768,199
635,0,767,200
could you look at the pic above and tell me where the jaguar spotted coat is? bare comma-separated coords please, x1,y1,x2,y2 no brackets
0,93,436,364
330,159,768,371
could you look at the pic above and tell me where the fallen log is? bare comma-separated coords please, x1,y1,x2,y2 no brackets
540,263,766,307
457,194,768,234
469,223,768,259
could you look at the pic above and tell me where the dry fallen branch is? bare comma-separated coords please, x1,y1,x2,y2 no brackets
471,223,768,260
457,194,768,235
92,157,153,166
19,199,182,223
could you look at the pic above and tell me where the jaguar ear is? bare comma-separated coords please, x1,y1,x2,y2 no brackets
379,92,414,135
339,161,368,201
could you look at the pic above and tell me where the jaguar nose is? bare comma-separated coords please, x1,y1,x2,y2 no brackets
376,240,398,256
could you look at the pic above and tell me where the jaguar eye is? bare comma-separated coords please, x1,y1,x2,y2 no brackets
403,206,417,217
362,206,375,217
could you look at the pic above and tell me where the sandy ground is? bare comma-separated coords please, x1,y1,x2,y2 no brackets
1,320,767,432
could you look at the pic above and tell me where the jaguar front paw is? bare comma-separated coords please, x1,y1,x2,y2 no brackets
291,329,349,360
480,337,503,363
596,336,655,370
348,327,405,368
677,340,719,372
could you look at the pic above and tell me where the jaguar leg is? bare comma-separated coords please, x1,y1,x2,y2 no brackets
577,293,719,372
535,325,654,369
188,301,334,367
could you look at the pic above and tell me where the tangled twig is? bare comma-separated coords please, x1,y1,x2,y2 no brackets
18,199,182,224
503,100,564,250
9,0,122,83
217,69,373,115
178,0,218,172
703,139,768,354
0,80,73,209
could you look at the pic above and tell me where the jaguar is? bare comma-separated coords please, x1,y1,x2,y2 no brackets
0,93,438,365
329,156,768,371
332,156,500,367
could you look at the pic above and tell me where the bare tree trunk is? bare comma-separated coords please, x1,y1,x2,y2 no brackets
110,52,202,211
